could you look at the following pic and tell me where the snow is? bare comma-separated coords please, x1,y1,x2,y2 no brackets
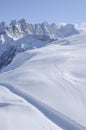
0,33,86,129
0,19,79,45
0,85,61,130
0,19,80,70
0,82,85,130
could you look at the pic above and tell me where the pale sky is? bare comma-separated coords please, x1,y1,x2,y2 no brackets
0,0,86,24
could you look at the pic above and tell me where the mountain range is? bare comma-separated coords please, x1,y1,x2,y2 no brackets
0,19,82,69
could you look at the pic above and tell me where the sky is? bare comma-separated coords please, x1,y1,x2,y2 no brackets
0,0,86,24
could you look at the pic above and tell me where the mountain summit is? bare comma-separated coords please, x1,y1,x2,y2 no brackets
0,19,79,40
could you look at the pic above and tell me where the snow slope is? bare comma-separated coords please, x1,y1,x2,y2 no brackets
0,33,86,129
0,85,61,130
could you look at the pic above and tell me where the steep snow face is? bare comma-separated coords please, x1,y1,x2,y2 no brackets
0,34,53,69
0,33,86,129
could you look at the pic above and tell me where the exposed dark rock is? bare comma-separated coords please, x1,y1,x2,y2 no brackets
0,46,16,69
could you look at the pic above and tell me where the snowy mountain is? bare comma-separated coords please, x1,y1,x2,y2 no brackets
0,19,80,69
0,33,86,130
0,19,86,130
0,19,79,40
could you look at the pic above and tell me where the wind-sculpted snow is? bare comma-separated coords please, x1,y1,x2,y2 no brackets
0,82,85,130
0,85,60,130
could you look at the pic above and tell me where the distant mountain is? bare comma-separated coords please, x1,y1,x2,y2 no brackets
0,19,79,40
0,19,80,69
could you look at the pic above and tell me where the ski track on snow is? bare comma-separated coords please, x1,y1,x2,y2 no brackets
0,82,86,130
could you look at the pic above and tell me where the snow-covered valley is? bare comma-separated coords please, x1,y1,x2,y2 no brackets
0,31,86,130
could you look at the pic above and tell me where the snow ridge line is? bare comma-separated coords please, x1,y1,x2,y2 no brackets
0,82,85,130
